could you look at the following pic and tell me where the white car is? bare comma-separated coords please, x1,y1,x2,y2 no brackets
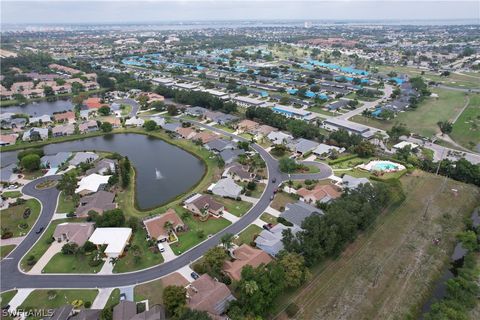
157,242,165,253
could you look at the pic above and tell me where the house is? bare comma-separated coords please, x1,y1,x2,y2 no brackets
185,194,224,218
143,208,185,243
220,148,245,165
187,274,236,318
267,131,293,145
272,105,314,121
176,126,196,139
113,301,136,320
84,97,104,110
85,158,117,175
236,119,259,133
88,227,132,257
393,141,419,151
76,191,116,217
0,133,18,146
223,244,273,281
52,222,95,246
162,122,182,132
233,96,266,108
223,163,253,182
185,106,209,117
213,113,239,125
209,177,242,199
149,116,166,127
255,224,302,257
204,139,235,153
102,116,121,128
52,123,75,137
327,99,350,111
139,92,164,104
78,120,98,133
280,201,324,227
22,127,49,141
0,164,19,183
252,124,277,139
313,143,345,158
203,89,230,100
297,184,342,204
290,138,319,155
69,152,99,166
75,173,111,195
41,152,71,168
29,114,52,125
341,175,370,190
323,118,377,139
53,111,76,124
125,117,145,127
47,305,74,320
11,81,35,93
192,131,219,144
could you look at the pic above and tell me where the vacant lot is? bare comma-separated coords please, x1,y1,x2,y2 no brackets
19,289,98,311
43,252,105,274
451,94,480,150
351,88,467,138
1,199,41,237
276,171,479,320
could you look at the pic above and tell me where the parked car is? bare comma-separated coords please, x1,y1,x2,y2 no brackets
120,293,126,301
191,272,200,280
263,223,274,230
157,242,165,253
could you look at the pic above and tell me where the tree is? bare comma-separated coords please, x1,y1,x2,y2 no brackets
457,231,478,252
94,209,125,227
278,252,311,288
151,101,165,111
163,285,187,316
203,246,227,276
437,120,453,135
20,154,40,171
17,149,44,161
354,141,376,158
178,309,212,320
43,86,54,97
279,157,298,173
101,122,113,132
167,104,178,116
61,242,79,255
144,120,157,131
57,171,78,196
98,106,111,116
220,233,234,250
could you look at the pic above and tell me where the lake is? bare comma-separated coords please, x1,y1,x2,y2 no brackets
1,99,73,116
1,133,206,210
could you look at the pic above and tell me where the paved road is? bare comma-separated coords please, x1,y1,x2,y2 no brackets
0,125,331,292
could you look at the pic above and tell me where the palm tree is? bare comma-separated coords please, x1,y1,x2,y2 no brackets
221,233,234,250
242,280,259,296
164,221,174,234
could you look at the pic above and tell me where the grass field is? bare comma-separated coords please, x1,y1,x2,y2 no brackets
19,289,98,311
214,196,252,217
0,245,15,259
0,199,41,237
1,191,22,198
270,192,298,211
235,224,262,245
450,94,480,150
56,191,76,213
113,228,164,273
351,88,468,138
1,290,17,308
43,252,105,273
275,171,480,320
260,212,277,224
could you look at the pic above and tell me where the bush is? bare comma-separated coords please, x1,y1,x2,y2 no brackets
89,256,103,267
286,303,300,317
84,301,92,308
277,217,293,226
1,231,13,239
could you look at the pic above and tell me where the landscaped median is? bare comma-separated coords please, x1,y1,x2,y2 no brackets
1,198,41,238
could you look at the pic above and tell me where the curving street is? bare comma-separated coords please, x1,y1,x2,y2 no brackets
0,124,332,292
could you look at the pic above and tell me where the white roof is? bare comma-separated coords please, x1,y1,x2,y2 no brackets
209,178,242,198
75,173,111,194
125,117,145,126
393,141,419,150
89,228,132,257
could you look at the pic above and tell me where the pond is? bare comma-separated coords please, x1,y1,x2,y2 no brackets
1,99,73,116
1,133,206,210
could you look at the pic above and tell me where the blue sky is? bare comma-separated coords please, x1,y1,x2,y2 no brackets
2,1,479,24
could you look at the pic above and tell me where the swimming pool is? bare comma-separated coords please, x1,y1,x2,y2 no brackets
356,160,406,173
373,162,399,171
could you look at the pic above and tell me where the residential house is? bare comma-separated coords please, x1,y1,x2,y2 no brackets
233,96,267,108
313,143,345,158
83,97,104,110
139,92,164,104
187,274,236,318
41,152,71,168
125,117,145,127
223,163,253,182
341,175,370,190
76,191,116,217
149,116,165,127
75,173,111,195
297,184,342,204
0,133,18,146
113,301,165,320
204,139,235,153
185,194,224,218
290,138,319,155
185,106,209,117
255,224,302,257
267,131,293,145
392,141,419,151
88,227,132,257
22,127,49,141
78,120,98,133
236,119,259,133
52,123,75,137
0,164,19,183
192,131,219,144
29,114,52,125
327,99,350,111
54,111,76,124
220,149,245,165
85,158,117,175
69,152,99,166
52,222,95,246
143,208,185,243
102,116,121,128
280,201,324,227
11,81,35,93
209,177,242,199
162,122,182,133
272,105,315,121
223,244,273,281
176,126,197,139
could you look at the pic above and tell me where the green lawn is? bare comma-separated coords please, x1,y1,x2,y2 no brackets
451,94,480,150
235,225,262,245
0,245,15,259
1,290,17,308
113,228,164,273
56,191,77,213
43,252,105,273
121,104,132,116
214,196,252,217
171,213,231,255
0,199,41,237
2,191,22,198
270,192,298,211
20,218,86,272
260,212,277,224
105,289,120,309
19,290,98,311
239,182,266,198
135,280,164,305
307,106,338,117
214,124,235,133
351,88,468,138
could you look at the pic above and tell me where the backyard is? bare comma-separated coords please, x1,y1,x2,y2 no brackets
274,171,480,319
214,196,252,217
1,199,41,237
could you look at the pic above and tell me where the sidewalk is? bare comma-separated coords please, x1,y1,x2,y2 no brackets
8,288,34,310
0,236,25,246
240,195,258,204
265,206,281,217
221,211,239,223
29,241,63,274
91,288,114,309
98,260,114,274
